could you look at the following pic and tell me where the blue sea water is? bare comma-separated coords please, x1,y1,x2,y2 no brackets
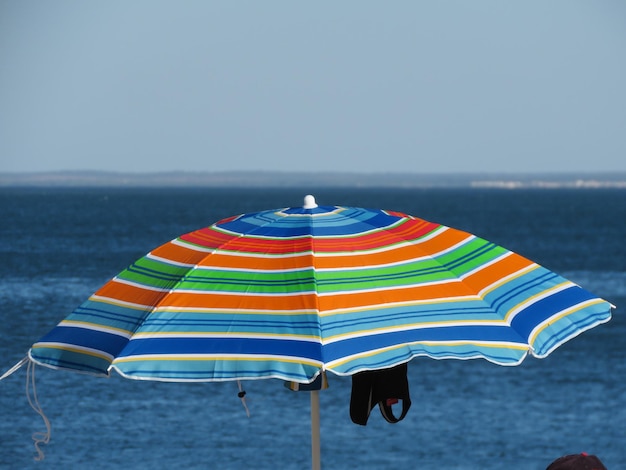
0,187,624,470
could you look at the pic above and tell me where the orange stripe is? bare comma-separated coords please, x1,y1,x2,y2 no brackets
156,282,476,312
316,282,477,311
150,241,213,265
96,281,168,307
463,252,535,288
159,292,319,311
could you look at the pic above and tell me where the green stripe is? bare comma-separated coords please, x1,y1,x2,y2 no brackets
116,257,192,288
174,269,316,293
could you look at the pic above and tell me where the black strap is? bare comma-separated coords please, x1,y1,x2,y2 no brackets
349,363,411,426
378,397,411,423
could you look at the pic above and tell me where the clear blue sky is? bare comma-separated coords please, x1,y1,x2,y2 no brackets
1,1,625,174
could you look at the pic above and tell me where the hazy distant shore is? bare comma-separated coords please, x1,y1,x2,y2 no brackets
2,170,626,189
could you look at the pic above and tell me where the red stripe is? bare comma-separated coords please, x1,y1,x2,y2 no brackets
178,218,441,254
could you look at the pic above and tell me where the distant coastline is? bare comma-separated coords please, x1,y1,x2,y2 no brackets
2,170,626,189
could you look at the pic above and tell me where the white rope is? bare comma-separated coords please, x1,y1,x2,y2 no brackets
0,356,28,380
236,380,250,418
26,360,51,461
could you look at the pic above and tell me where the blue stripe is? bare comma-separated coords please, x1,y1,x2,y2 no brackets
117,336,323,361
219,206,403,237
34,326,129,356
510,286,598,338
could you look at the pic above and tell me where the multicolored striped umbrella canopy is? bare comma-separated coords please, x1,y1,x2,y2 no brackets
29,195,612,383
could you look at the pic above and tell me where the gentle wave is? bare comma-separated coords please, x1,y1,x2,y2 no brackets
561,270,626,301
0,277,107,303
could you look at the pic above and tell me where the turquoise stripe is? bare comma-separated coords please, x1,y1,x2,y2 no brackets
137,311,321,337
30,348,112,376
332,342,529,375
482,267,564,315
532,302,611,357
321,301,501,338
65,299,152,333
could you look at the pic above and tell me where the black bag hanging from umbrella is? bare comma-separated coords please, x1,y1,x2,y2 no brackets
350,363,411,425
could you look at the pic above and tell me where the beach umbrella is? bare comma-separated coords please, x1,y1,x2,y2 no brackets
2,195,613,469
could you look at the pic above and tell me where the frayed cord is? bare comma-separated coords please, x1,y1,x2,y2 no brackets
237,380,250,418
26,360,51,461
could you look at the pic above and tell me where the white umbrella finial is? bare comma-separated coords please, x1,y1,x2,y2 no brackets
303,195,318,209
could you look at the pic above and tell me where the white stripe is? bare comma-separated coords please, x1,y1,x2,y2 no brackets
111,277,171,292
146,252,197,268
171,237,217,253
192,264,314,274
90,294,155,311
422,230,474,257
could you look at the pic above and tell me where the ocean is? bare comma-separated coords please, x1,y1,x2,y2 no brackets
0,186,624,469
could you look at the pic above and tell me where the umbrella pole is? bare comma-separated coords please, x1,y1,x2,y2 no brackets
311,390,321,470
